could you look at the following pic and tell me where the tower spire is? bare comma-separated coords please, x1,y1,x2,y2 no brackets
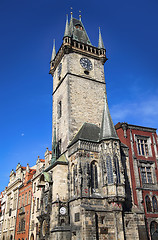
98,27,105,49
100,94,119,141
64,14,70,37
52,126,57,163
51,39,56,61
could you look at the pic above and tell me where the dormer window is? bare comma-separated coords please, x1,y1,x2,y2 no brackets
75,24,83,30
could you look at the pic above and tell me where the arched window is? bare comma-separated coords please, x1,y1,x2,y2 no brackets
114,155,121,184
106,156,113,184
72,164,77,195
150,221,158,240
90,161,98,191
152,196,158,212
145,195,152,212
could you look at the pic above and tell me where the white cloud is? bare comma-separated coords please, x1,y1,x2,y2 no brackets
110,95,158,128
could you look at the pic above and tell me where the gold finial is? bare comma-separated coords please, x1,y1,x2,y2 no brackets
70,7,73,17
79,10,81,21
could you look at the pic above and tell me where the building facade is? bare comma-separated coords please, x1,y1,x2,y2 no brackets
116,122,158,240
1,164,26,240
29,156,46,240
14,164,36,240
0,189,7,239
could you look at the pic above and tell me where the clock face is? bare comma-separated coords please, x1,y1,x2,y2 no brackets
80,58,92,71
60,207,66,215
58,63,62,78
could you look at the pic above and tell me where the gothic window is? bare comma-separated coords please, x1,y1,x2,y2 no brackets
140,166,153,184
152,196,158,212
106,156,113,184
72,164,77,195
90,161,98,191
114,155,121,184
58,101,62,119
145,195,152,212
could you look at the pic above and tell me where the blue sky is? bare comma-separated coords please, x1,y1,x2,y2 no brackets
0,0,158,192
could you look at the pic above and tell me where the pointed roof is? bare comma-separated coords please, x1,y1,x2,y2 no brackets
69,122,100,147
51,39,56,61
69,15,92,45
64,14,70,37
98,27,105,49
100,95,119,141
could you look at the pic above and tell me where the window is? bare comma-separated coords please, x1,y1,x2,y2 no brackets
106,156,113,184
58,101,62,119
25,192,27,206
57,139,61,158
75,24,83,30
114,155,121,184
7,195,11,212
90,161,98,191
145,195,152,212
136,136,152,157
18,196,21,208
31,220,34,231
13,192,17,209
152,196,158,212
19,217,25,232
75,212,80,222
34,183,36,193
32,200,35,214
37,198,39,211
22,194,24,207
28,191,31,204
140,166,153,184
72,164,76,195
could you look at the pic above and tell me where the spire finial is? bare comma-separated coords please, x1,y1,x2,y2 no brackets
70,7,73,18
51,39,56,61
98,27,105,49
79,10,81,21
64,14,70,37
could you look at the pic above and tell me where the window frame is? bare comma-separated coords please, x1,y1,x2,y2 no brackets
135,135,152,158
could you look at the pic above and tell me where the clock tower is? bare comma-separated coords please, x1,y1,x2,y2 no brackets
49,13,107,155
43,13,148,240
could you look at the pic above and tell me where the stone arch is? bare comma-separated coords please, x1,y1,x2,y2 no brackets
150,221,158,240
30,233,34,240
